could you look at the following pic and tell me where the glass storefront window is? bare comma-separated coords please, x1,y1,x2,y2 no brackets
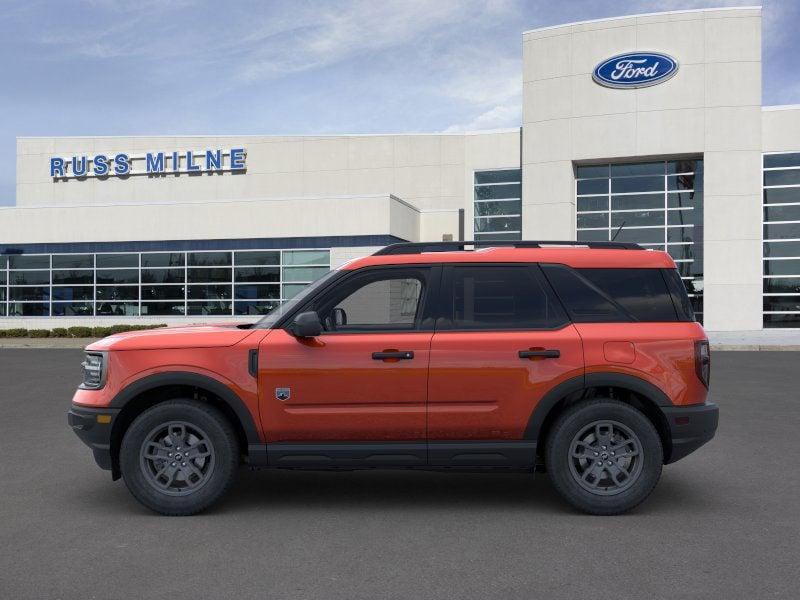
52,254,93,269
141,253,184,268
576,159,704,322
0,248,330,318
763,153,800,328
474,169,522,242
9,255,49,269
188,252,232,267
96,254,138,268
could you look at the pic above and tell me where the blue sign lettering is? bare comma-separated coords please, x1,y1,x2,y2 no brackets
93,154,109,176
205,149,222,170
72,156,88,177
186,150,200,172
49,148,246,179
593,52,678,89
114,153,130,175
230,148,246,170
146,152,165,173
50,157,65,177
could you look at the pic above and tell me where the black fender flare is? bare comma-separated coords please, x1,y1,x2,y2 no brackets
109,371,261,445
523,372,671,441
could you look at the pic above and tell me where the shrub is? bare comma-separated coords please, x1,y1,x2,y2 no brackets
0,323,171,339
2,328,28,338
67,326,93,338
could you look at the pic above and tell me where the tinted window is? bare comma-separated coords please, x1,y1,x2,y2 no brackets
577,269,678,322
660,269,695,321
542,265,629,323
442,266,566,330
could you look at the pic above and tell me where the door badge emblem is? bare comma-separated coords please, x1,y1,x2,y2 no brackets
275,387,291,401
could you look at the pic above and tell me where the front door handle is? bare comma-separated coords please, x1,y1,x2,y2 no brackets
372,350,414,360
519,349,560,359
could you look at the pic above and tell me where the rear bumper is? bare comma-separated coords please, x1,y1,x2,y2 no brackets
662,400,719,464
67,405,120,471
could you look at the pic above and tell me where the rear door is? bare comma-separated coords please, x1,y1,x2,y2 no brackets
427,264,584,467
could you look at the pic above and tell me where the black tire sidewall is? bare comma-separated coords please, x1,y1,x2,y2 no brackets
546,400,663,515
120,400,238,515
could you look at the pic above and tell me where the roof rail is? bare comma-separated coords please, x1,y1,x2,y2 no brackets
373,240,643,256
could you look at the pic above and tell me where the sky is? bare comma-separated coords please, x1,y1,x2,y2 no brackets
1,0,799,206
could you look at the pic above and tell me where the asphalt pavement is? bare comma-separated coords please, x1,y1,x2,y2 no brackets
0,349,798,599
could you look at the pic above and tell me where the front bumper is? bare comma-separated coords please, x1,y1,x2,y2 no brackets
67,405,120,472
662,400,719,464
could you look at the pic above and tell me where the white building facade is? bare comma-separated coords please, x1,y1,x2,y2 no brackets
3,6,799,330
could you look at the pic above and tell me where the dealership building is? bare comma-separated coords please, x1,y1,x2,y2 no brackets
2,5,799,332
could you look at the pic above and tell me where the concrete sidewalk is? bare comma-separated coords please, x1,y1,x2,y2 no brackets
0,338,98,349
1,330,799,350
706,329,800,351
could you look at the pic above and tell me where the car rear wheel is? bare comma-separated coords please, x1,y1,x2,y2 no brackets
120,400,239,515
545,399,663,515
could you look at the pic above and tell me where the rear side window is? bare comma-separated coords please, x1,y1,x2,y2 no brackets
577,269,678,322
440,265,567,330
661,268,696,321
541,265,681,322
540,265,629,322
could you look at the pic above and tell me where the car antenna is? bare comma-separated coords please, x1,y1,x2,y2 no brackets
611,220,626,241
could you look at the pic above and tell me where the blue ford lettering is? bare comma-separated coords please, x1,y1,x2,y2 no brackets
593,52,678,89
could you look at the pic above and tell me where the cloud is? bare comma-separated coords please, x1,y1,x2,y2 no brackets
443,103,521,132
234,0,481,82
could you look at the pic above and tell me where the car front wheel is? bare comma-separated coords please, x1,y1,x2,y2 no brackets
120,400,239,515
545,399,663,515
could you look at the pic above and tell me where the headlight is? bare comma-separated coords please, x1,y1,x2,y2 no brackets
80,352,107,389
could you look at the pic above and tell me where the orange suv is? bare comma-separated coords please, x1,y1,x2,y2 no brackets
68,241,717,515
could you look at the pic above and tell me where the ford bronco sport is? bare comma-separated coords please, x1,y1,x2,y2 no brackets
68,241,718,515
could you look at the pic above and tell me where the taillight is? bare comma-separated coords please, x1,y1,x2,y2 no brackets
695,340,710,388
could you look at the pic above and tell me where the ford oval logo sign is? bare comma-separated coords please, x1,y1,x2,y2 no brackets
593,52,679,89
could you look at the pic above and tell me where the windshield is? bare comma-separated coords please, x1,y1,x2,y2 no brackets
254,269,340,329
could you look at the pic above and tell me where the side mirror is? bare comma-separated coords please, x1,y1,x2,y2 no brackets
289,311,322,338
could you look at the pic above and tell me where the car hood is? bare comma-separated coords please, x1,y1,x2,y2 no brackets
85,324,257,351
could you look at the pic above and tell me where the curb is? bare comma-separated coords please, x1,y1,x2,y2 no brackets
710,344,800,351
0,338,99,349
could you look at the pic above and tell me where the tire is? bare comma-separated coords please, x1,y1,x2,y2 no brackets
120,399,239,516
545,399,663,515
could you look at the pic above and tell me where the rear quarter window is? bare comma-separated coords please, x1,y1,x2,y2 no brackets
541,265,683,322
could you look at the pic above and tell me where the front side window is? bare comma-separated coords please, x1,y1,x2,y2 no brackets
440,265,566,330
312,269,428,332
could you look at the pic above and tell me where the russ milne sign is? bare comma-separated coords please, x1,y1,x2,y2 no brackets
49,148,246,179
592,52,678,89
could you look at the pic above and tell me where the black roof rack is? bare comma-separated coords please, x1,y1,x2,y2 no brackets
373,240,643,256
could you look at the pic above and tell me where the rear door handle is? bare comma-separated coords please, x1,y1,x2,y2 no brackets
372,351,415,360
519,349,560,359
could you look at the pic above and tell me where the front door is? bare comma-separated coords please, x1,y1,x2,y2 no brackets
427,264,584,467
258,265,439,466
